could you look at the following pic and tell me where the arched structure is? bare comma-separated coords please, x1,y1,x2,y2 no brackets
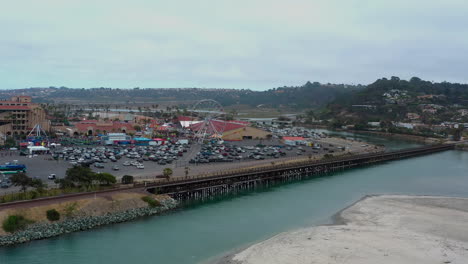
188,99,227,143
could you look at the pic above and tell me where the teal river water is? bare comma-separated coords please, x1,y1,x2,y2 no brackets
1,133,468,264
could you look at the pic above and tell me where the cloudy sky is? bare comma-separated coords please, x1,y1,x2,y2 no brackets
1,0,467,90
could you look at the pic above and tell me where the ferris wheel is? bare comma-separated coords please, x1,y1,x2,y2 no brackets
188,99,226,143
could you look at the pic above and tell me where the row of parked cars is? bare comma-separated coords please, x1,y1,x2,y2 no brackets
262,126,326,139
246,145,288,159
122,161,144,169
53,143,190,169
53,146,123,166
122,144,189,166
189,143,292,163
0,177,12,188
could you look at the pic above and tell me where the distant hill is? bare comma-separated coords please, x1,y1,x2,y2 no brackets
0,82,361,109
321,77,468,124
237,82,363,109
333,77,468,105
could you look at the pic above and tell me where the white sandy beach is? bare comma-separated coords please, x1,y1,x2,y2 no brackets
226,195,468,264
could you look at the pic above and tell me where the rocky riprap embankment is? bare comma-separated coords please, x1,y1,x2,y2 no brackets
0,198,178,247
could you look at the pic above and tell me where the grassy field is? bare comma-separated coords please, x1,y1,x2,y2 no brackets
225,105,302,118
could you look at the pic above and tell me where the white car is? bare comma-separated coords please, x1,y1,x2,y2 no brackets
48,174,56,180
137,164,145,169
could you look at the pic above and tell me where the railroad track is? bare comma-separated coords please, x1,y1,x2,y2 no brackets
0,144,455,207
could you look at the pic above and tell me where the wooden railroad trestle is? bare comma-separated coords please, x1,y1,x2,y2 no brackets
147,144,454,201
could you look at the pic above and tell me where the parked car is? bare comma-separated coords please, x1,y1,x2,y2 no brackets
48,174,56,180
0,180,11,188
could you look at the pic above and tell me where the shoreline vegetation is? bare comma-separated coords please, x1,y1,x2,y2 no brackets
303,124,444,144
0,193,177,246
217,195,468,264
339,129,468,151
341,129,442,143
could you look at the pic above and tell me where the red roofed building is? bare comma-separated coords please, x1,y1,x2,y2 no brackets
189,119,246,135
0,96,50,137
0,105,31,110
189,119,272,141
228,120,251,126
11,96,32,103
177,116,195,122
73,121,136,136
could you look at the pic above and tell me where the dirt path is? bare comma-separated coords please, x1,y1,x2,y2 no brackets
0,187,146,211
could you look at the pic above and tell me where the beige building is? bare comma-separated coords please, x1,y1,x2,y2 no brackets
222,126,272,141
0,96,50,137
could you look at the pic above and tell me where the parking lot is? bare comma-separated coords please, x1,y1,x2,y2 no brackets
0,133,378,195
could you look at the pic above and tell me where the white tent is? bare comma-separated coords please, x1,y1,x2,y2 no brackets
27,146,50,154
180,120,201,128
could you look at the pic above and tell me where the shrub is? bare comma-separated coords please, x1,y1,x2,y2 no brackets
94,172,116,185
64,202,78,218
141,196,161,208
46,209,60,221
30,190,39,199
2,215,33,233
121,175,134,184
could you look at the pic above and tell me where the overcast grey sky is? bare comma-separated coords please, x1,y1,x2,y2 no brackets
1,0,467,90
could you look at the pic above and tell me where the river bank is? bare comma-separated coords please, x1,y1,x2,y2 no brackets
334,129,442,144
301,124,441,144
219,195,468,264
0,192,177,246
455,143,468,151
